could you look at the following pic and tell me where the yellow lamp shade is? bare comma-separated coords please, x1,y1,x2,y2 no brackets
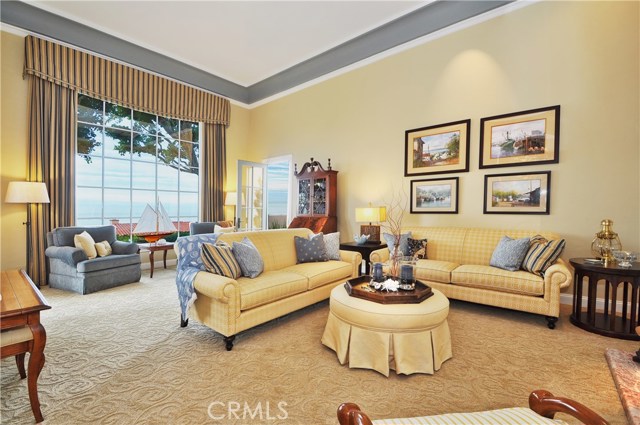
355,206,386,223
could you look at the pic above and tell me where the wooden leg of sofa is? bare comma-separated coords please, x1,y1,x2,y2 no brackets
545,316,558,329
180,317,189,327
224,335,235,351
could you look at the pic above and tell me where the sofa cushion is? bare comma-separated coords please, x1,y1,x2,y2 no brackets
451,265,544,296
489,236,530,271
294,234,328,263
94,240,112,257
323,232,341,260
284,260,353,290
201,242,242,279
414,260,459,284
522,235,566,277
74,231,98,259
76,254,141,273
238,271,308,310
383,232,412,256
232,237,264,278
408,237,428,259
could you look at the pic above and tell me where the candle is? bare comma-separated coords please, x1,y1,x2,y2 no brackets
372,263,384,282
400,264,413,281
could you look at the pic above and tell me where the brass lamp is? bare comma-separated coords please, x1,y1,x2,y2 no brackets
355,205,387,243
591,219,622,265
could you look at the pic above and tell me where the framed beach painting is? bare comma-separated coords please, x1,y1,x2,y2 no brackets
410,177,459,214
405,119,470,176
479,105,560,169
483,171,551,214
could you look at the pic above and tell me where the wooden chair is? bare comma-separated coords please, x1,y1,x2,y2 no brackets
0,326,45,423
337,390,609,425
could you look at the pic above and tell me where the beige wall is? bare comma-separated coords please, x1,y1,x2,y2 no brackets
248,1,640,263
1,31,30,269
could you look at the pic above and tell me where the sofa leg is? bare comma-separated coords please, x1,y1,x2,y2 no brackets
224,335,235,351
180,317,188,327
545,316,558,329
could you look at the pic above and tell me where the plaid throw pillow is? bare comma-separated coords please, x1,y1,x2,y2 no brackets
201,242,242,279
521,235,566,276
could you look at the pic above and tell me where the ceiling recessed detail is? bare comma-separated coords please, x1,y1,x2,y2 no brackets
2,0,513,105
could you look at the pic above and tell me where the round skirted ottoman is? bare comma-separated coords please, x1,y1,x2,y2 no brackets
321,284,452,376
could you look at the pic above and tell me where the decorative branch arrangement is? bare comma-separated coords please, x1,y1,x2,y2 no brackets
381,188,409,277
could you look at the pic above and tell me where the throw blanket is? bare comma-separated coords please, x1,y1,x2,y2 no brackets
175,233,220,321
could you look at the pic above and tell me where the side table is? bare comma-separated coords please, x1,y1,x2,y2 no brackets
339,241,386,275
569,258,640,340
138,242,175,278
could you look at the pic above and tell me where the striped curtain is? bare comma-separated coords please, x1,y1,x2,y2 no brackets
201,123,227,222
23,35,230,284
24,35,230,125
27,77,77,286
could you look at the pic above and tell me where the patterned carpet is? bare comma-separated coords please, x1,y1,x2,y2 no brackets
1,268,637,425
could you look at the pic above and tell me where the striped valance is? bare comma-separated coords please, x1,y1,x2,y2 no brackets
24,35,230,125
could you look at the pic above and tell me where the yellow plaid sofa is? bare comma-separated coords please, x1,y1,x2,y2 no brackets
180,228,361,350
370,227,572,329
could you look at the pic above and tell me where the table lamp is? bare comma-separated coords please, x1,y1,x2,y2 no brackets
5,181,50,276
355,205,386,243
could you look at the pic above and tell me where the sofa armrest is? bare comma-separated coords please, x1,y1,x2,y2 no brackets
45,245,88,266
112,240,139,255
544,257,573,290
339,250,363,278
369,247,390,264
193,271,240,304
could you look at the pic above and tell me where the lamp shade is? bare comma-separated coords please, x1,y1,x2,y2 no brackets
355,206,386,223
224,191,237,206
5,181,50,204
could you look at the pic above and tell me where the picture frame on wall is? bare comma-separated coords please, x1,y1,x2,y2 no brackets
483,171,551,215
404,119,470,176
410,177,459,214
479,105,560,169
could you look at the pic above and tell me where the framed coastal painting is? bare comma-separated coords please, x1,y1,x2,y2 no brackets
483,171,551,214
405,119,470,176
479,105,560,169
410,177,459,214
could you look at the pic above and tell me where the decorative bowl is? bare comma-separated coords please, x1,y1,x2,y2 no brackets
612,250,638,268
354,234,370,245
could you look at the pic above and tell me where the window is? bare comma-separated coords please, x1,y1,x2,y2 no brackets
265,156,293,229
76,94,199,242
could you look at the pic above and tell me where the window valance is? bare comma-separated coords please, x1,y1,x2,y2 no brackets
24,35,230,125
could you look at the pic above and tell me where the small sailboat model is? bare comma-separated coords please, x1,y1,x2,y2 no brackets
133,201,177,243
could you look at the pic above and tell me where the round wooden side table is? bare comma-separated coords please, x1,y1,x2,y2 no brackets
569,258,640,340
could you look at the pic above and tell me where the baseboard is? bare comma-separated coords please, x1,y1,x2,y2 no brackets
141,259,177,271
561,293,633,312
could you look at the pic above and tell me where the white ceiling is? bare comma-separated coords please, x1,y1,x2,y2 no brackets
28,0,427,87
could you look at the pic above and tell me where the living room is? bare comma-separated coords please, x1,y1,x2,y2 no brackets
1,1,639,424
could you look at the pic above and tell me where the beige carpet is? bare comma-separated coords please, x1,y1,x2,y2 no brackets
1,268,637,425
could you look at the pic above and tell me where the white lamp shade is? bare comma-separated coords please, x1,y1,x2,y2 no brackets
224,191,237,206
355,206,387,223
5,181,50,204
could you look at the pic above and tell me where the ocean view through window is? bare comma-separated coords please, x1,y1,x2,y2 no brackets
75,94,200,242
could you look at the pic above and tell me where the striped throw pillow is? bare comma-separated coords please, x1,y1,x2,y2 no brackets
201,242,242,279
521,235,566,277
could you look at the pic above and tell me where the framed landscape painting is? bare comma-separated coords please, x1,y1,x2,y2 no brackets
410,177,459,214
483,171,550,214
405,119,470,176
479,105,560,169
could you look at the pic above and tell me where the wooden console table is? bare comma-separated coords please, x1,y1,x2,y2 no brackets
569,258,640,340
1,269,51,422
138,242,174,278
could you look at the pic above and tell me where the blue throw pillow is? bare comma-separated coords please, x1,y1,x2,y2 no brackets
232,237,264,278
294,234,328,263
490,236,531,272
383,232,412,256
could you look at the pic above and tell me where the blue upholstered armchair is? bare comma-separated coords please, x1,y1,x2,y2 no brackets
45,225,141,294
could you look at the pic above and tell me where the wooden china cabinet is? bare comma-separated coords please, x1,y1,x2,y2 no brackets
288,158,337,234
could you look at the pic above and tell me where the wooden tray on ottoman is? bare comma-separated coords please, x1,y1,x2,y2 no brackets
344,275,433,304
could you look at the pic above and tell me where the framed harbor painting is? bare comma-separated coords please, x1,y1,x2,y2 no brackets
483,171,550,214
410,177,458,214
405,119,470,176
479,105,560,169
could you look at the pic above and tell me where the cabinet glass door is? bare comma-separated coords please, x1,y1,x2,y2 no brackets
298,179,311,214
313,177,326,215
